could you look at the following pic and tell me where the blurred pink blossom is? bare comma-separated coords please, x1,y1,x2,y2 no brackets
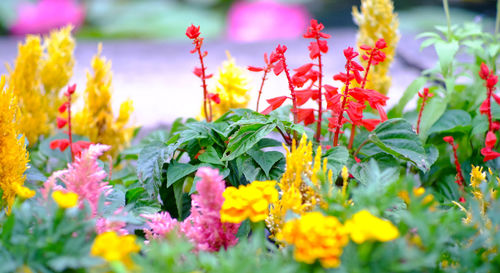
96,207,129,236
10,0,85,35
227,0,310,42
141,211,179,243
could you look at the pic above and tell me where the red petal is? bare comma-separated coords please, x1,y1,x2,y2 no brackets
376,104,387,122
481,147,500,162
58,102,68,113
293,63,314,77
294,108,315,125
486,131,497,148
493,94,500,105
480,99,490,115
67,84,76,95
443,136,454,144
208,93,220,104
261,96,288,115
361,119,380,131
273,60,284,75
57,117,68,129
295,90,313,106
248,66,264,72
375,39,387,49
49,139,61,150
479,63,490,80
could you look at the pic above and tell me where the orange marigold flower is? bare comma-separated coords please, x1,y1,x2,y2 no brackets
277,212,349,268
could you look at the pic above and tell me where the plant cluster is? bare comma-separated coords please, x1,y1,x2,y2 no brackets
1,0,500,272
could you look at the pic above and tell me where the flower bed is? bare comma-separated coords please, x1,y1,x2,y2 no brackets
1,0,500,272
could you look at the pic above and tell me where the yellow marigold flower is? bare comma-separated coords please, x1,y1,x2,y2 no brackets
0,75,29,214
52,190,78,209
221,180,278,223
352,0,399,94
201,51,250,120
15,185,35,199
91,231,140,268
266,134,331,240
277,212,349,268
73,44,134,158
344,210,399,243
470,165,486,188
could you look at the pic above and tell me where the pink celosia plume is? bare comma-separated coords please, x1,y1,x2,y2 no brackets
10,0,85,35
43,144,112,216
141,167,240,252
96,207,129,235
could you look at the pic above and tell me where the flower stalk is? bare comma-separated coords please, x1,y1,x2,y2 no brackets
416,88,433,135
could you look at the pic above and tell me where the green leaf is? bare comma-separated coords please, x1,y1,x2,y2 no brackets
388,77,427,118
363,119,430,172
173,181,184,221
137,142,178,197
351,159,399,186
25,164,47,182
223,123,276,161
323,146,349,177
166,161,198,187
427,109,471,135
198,146,224,166
247,149,284,177
434,40,459,76
418,96,447,141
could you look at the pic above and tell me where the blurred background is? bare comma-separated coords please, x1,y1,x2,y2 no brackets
0,0,497,40
0,0,497,128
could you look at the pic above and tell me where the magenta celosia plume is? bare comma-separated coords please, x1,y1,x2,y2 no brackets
43,144,112,216
142,167,240,251
10,0,85,35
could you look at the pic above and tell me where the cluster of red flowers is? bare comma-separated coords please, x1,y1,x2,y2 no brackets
329,40,389,146
252,19,388,147
186,24,220,122
478,63,500,161
50,84,92,160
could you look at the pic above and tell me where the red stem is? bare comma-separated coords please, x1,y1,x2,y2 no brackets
281,56,298,124
315,36,324,143
348,48,375,150
256,70,268,112
333,60,352,146
67,93,74,160
450,141,465,187
197,46,211,122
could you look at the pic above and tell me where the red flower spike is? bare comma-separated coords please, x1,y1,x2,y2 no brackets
186,24,201,39
443,136,466,188
487,75,498,89
193,67,203,78
479,63,490,80
493,122,500,131
57,117,68,129
486,131,497,148
416,88,433,134
208,93,220,104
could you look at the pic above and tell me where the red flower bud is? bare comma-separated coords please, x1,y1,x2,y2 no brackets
375,38,387,49
58,102,68,113
57,117,68,129
186,24,201,39
486,131,497,148
479,62,490,80
443,136,454,144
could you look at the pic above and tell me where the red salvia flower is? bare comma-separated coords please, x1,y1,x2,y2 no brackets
185,24,201,39
57,117,68,129
443,136,466,187
478,62,500,161
416,87,434,134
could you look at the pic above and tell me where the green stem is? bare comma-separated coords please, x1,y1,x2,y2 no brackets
442,0,452,40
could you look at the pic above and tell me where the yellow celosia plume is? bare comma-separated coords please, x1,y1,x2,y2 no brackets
266,134,332,240
200,51,250,120
0,76,30,213
7,26,75,145
73,44,134,158
353,0,399,94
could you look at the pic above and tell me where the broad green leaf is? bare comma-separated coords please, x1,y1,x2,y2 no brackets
418,96,447,142
434,40,459,76
323,146,349,177
351,159,399,186
425,145,439,168
166,161,198,187
223,123,276,161
247,149,284,177
173,181,184,221
363,119,430,172
427,109,471,135
198,146,224,166
137,142,178,197
25,165,47,182
388,77,427,118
